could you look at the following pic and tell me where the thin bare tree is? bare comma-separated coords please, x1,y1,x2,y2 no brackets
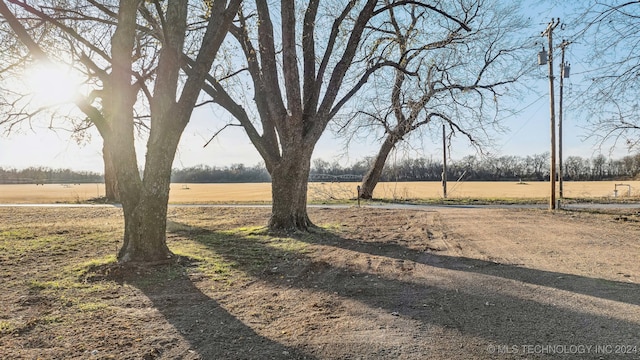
339,0,532,199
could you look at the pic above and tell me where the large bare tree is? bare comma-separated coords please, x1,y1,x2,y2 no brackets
200,0,471,231
0,0,240,263
340,0,532,199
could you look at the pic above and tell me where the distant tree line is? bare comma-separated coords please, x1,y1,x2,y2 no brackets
312,153,640,182
171,152,640,183
170,164,270,183
0,167,103,184
4,152,640,185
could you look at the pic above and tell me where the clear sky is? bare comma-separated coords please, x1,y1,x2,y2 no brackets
0,1,632,173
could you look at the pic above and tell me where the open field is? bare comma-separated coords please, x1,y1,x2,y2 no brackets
1,180,640,203
1,206,639,359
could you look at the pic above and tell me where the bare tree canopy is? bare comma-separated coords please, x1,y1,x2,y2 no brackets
335,0,533,198
0,0,241,263
200,0,475,231
571,1,640,150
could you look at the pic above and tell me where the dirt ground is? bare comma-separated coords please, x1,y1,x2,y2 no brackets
1,206,639,359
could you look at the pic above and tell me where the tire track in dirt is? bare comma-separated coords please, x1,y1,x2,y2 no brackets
437,208,640,283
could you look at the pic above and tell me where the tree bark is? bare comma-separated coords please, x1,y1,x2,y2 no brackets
115,130,181,263
118,198,172,263
117,185,172,264
267,150,313,231
359,134,397,199
102,142,120,202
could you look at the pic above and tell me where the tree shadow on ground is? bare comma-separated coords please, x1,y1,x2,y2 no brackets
112,258,315,359
170,222,640,358
295,228,640,307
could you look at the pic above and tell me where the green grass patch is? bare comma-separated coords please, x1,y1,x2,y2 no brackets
27,279,65,291
40,315,64,325
22,255,119,290
77,302,109,312
233,225,268,234
0,320,17,334
73,255,118,278
0,229,116,257
169,235,238,284
167,223,311,287
19,255,121,323
0,228,37,240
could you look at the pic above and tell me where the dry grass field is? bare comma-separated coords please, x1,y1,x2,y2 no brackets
1,181,640,203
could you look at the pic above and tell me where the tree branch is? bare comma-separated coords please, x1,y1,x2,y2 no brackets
203,122,243,148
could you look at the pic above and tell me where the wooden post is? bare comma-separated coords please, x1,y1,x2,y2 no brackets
558,39,570,200
542,19,560,210
442,124,447,199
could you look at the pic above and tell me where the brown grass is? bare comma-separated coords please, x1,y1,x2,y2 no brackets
1,180,639,203
1,206,639,359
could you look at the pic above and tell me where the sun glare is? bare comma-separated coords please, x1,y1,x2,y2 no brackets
25,62,81,107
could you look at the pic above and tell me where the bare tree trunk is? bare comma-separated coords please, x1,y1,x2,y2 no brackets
267,150,313,231
117,188,172,263
110,0,240,263
115,133,179,263
359,134,397,199
118,199,172,263
102,142,120,202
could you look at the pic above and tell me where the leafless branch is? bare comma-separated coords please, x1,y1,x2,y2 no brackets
202,122,243,148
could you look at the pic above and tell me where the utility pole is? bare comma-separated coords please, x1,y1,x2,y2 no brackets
541,18,560,210
442,124,447,199
558,39,571,199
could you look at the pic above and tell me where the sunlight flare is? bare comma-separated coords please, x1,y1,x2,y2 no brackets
25,62,82,106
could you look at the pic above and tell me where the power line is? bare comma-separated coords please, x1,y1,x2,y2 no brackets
496,94,547,152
